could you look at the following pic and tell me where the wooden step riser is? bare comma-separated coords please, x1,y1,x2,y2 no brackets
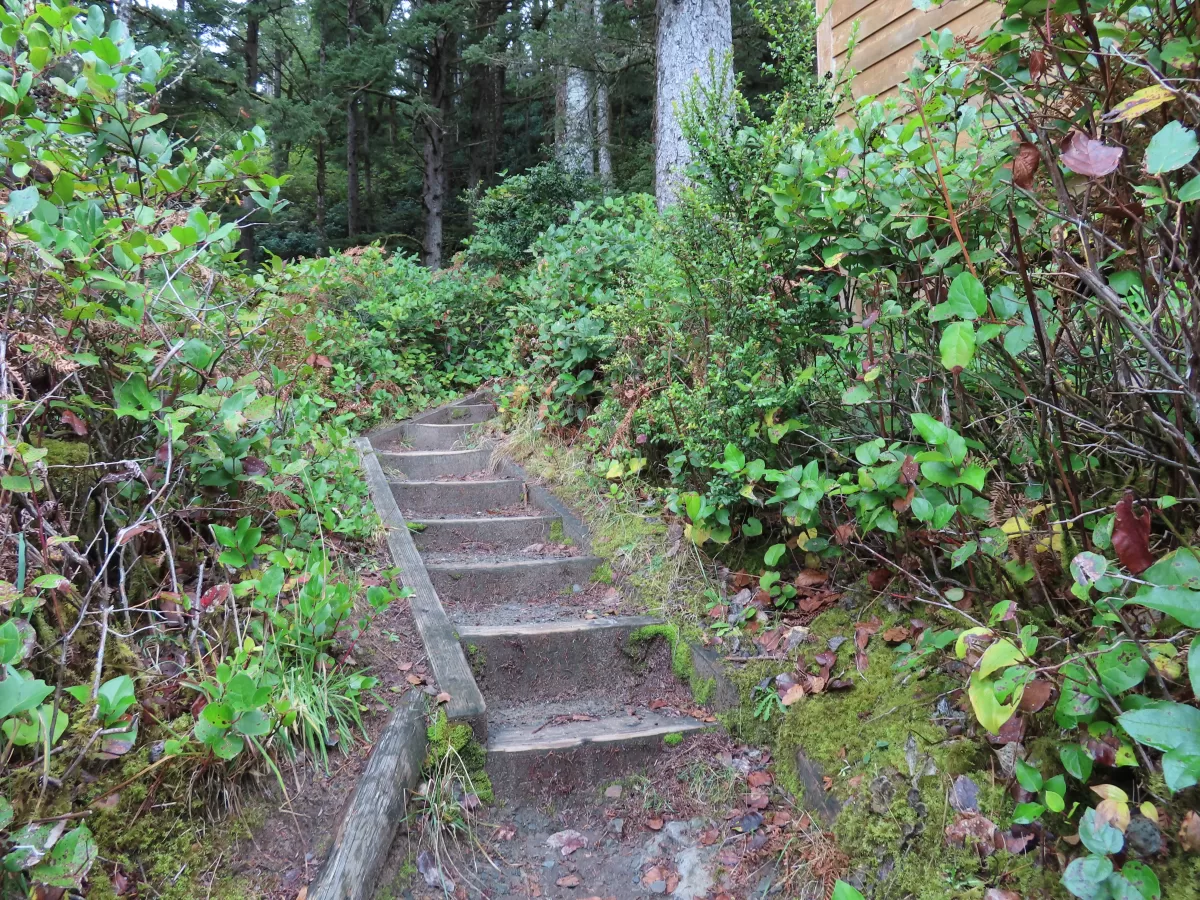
389,480,524,516
411,516,560,553
400,422,482,451
458,618,661,703
487,735,691,801
378,448,492,481
420,403,497,425
427,557,601,605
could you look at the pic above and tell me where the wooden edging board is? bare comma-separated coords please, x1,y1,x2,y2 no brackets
308,691,426,900
353,435,488,737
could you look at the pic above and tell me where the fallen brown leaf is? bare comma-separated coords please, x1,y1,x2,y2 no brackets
646,818,664,831
434,692,451,704
1113,490,1154,574
1178,810,1200,853
1018,679,1054,712
794,569,828,587
881,626,910,643
556,875,581,888
747,771,773,788
781,683,806,706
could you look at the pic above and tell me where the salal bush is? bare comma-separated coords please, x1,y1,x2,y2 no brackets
311,248,514,424
0,4,403,892
511,0,1199,893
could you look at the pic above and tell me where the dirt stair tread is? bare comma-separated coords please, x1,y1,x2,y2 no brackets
487,700,707,752
454,613,661,637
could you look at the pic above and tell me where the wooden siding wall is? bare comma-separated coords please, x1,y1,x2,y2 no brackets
817,0,1000,106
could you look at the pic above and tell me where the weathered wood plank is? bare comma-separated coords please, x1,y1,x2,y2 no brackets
308,692,426,900
833,0,984,58
354,437,487,736
817,0,835,76
834,0,994,72
850,2,999,97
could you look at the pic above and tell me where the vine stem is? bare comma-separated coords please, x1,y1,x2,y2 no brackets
912,89,977,279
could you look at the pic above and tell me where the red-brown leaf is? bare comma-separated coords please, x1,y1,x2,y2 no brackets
1018,679,1055,712
1059,131,1123,178
1012,142,1041,189
900,455,920,485
1028,49,1045,82
1112,490,1154,574
118,521,158,546
61,409,88,436
199,583,230,609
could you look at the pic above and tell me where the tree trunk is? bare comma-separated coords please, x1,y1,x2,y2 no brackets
422,22,454,269
558,66,593,174
345,0,360,241
654,0,731,208
238,4,262,264
594,0,611,184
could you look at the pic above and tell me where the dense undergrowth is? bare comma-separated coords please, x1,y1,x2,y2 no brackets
0,5,494,895
5,0,1200,896
320,0,1200,895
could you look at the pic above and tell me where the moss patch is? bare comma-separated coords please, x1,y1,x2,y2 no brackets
628,622,694,682
426,709,492,803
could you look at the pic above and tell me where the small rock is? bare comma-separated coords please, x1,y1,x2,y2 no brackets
949,775,979,813
1126,814,1164,857
828,636,848,651
609,818,625,837
542,858,556,869
649,881,667,894
869,775,895,815
605,784,623,800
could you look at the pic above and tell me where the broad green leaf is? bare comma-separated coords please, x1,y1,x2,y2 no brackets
4,185,39,220
1118,861,1161,900
1117,701,1200,752
842,382,871,405
1012,801,1045,824
1128,585,1200,626
831,882,866,900
1190,636,1200,698
1061,855,1113,900
1145,121,1198,174
951,540,977,568
1079,808,1124,856
967,673,1018,733
1015,758,1043,792
940,321,976,371
1061,744,1094,782
945,271,987,319
764,543,786,567
1179,174,1200,202
978,637,1024,678
742,517,763,537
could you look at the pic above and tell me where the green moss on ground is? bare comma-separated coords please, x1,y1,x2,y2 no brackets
627,622,694,683
717,607,1064,899
427,709,492,803
663,732,684,747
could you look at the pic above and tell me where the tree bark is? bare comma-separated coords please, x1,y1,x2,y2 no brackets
594,0,611,184
558,66,593,174
654,0,731,208
422,20,454,269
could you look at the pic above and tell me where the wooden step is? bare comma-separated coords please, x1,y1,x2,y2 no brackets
378,447,492,481
456,615,662,703
420,402,497,425
485,701,709,799
409,514,561,552
399,421,483,451
388,478,524,516
424,554,602,605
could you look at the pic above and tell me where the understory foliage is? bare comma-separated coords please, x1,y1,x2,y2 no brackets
328,0,1199,895
0,5,434,895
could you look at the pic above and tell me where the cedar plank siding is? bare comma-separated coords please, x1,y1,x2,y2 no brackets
817,0,1000,113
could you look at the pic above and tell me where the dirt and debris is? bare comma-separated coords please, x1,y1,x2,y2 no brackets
384,732,837,900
